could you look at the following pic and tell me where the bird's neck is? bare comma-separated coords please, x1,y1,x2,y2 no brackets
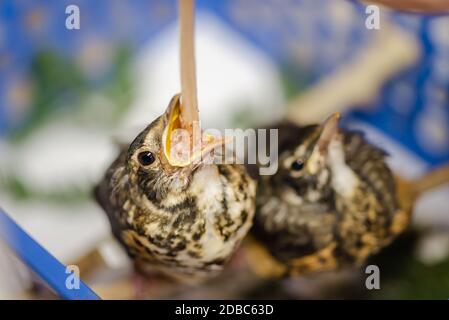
327,138,360,199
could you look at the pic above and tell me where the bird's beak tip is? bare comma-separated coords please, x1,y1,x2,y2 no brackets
327,112,341,123
317,112,341,152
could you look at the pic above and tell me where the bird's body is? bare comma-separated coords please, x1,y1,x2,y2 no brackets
95,97,256,283
250,119,409,277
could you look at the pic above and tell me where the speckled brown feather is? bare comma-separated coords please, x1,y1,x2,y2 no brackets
95,117,256,283
250,122,407,278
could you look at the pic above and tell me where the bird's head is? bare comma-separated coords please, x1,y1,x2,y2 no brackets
126,94,224,200
277,113,342,198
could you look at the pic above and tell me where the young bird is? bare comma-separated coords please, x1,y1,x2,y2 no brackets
95,95,256,283
248,114,446,278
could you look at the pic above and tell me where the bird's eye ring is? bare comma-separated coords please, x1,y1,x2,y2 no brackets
290,159,304,171
137,151,156,166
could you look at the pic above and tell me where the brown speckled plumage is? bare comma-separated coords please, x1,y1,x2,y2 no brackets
95,102,256,283
250,120,409,278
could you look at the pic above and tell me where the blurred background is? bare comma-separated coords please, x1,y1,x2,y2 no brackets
1,0,449,299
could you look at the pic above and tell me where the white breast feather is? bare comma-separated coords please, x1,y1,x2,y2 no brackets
190,166,234,262
327,138,359,198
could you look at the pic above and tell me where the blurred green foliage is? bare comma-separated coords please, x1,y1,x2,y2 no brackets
10,45,134,142
280,64,310,101
2,44,135,203
2,175,90,204
368,232,449,300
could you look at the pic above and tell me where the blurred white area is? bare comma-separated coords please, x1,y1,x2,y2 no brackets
0,197,110,262
417,230,449,265
0,13,284,297
0,243,31,299
0,122,117,191
122,12,284,137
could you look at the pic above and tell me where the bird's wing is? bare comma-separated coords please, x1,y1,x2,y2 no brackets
93,148,129,243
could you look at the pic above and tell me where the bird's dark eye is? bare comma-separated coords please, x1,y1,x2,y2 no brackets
137,151,156,166
290,160,304,171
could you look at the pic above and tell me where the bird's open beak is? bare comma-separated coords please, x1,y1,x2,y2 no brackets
317,112,341,152
162,94,227,167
